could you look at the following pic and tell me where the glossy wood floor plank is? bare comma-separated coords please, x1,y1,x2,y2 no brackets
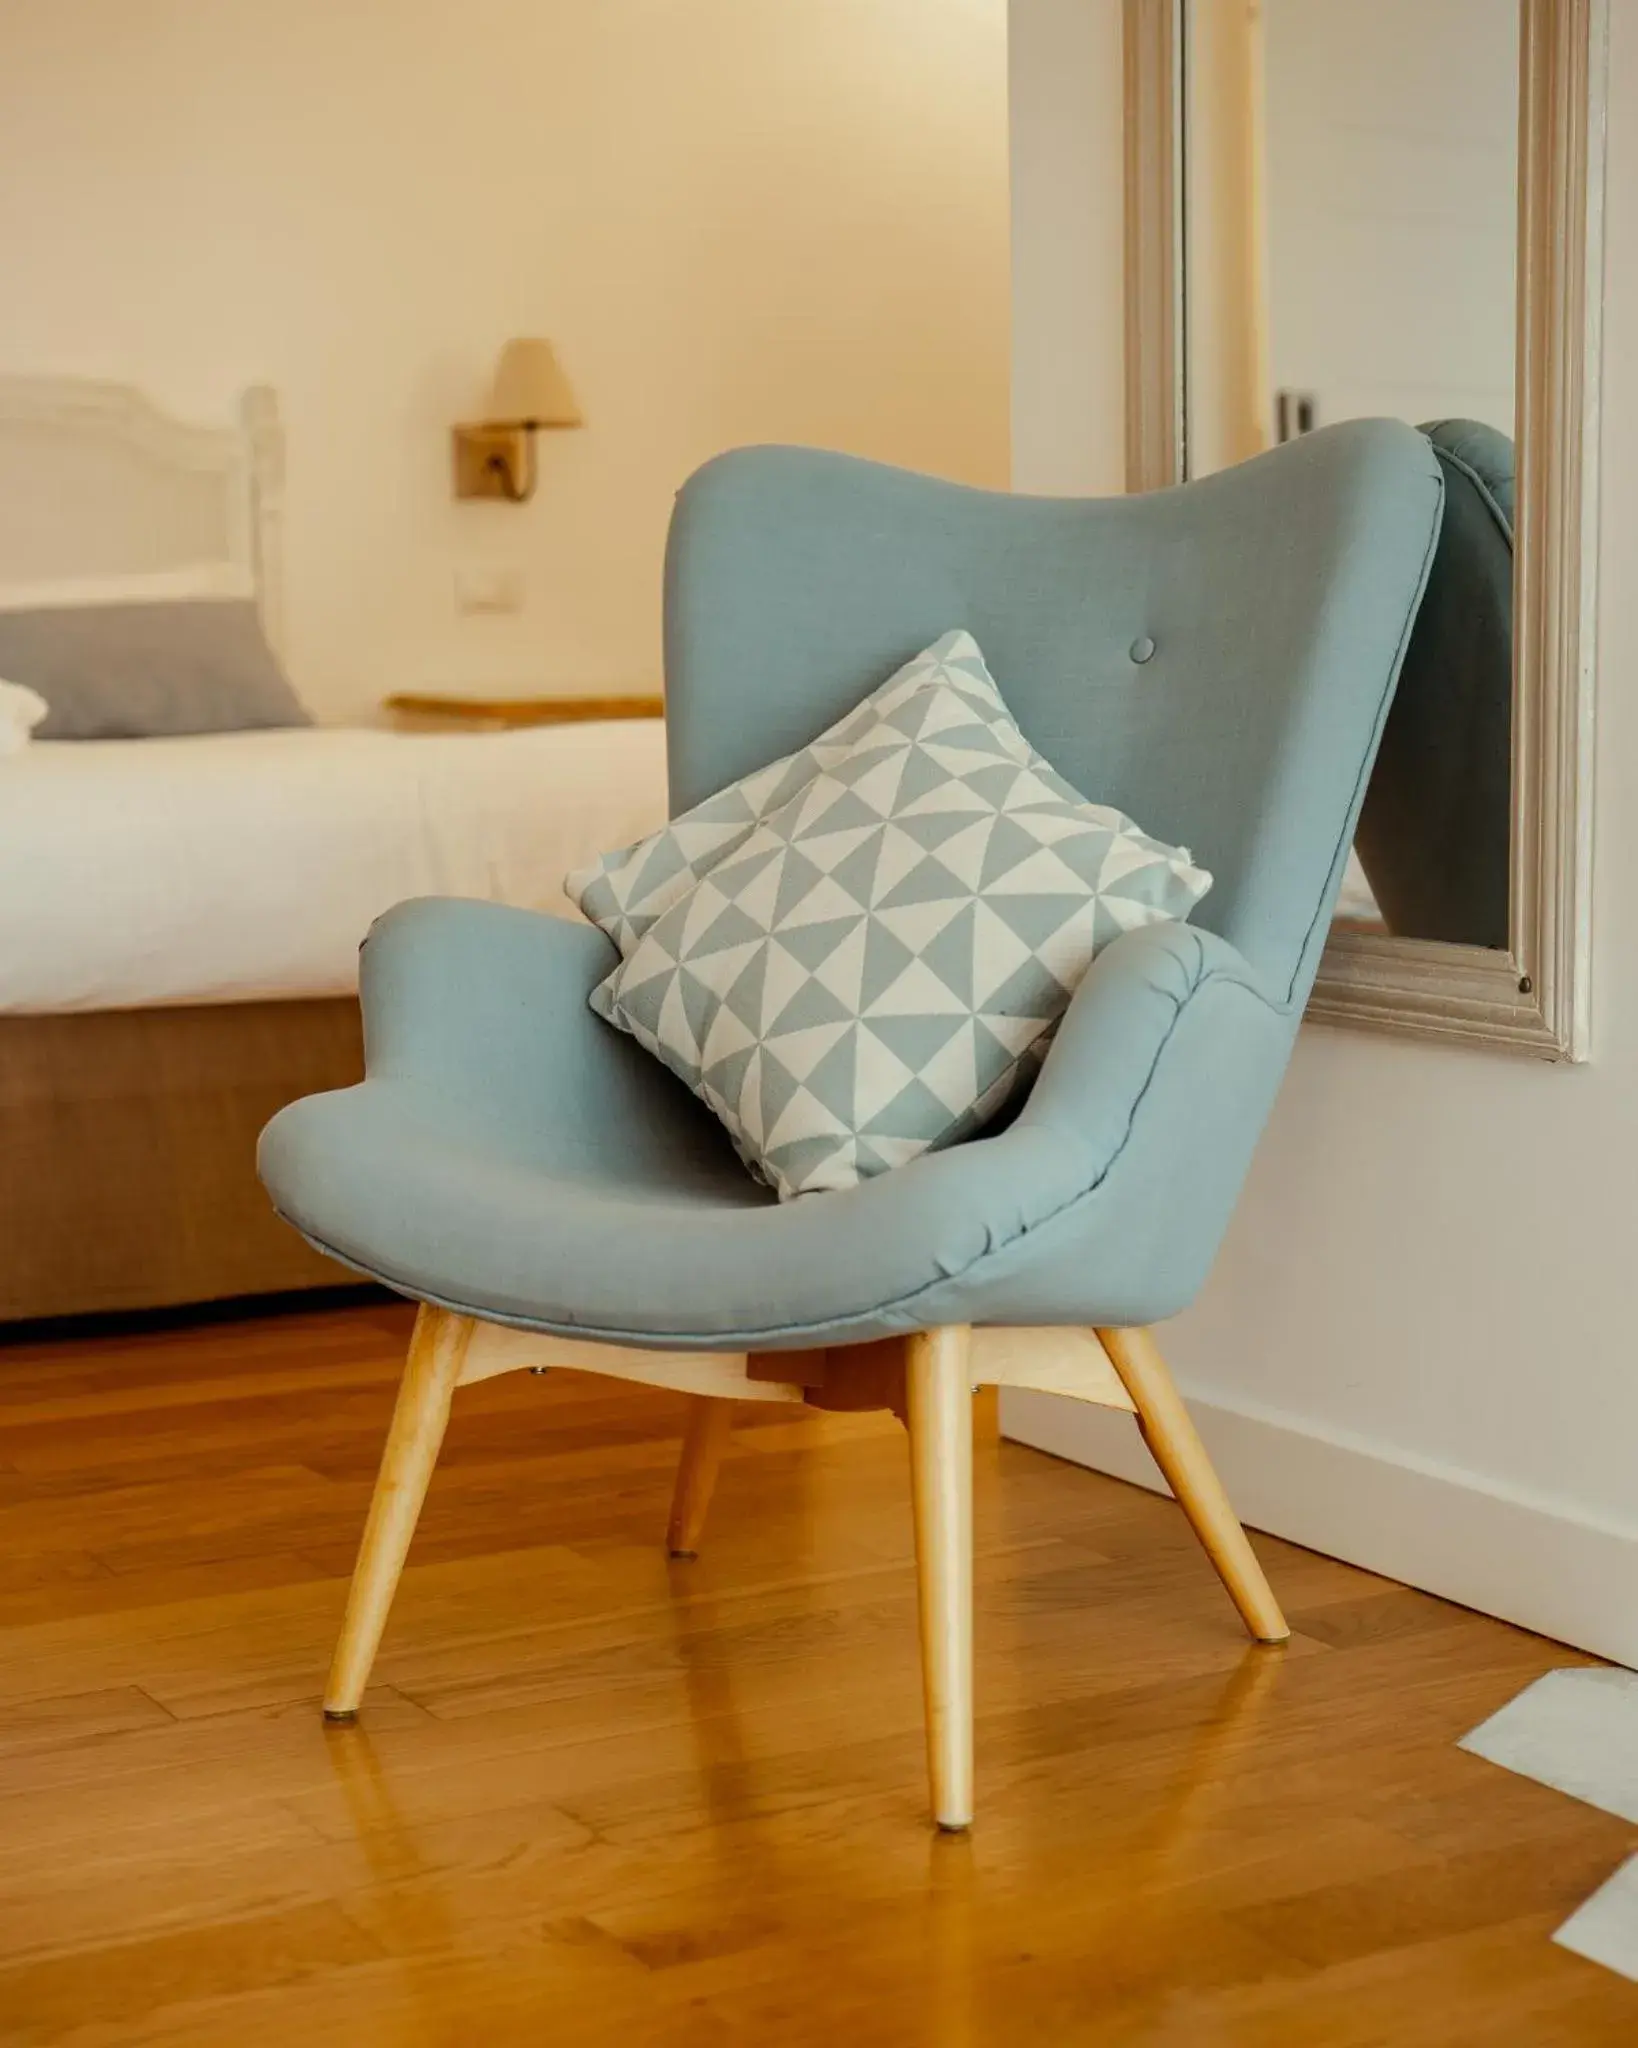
0,1299,1634,2045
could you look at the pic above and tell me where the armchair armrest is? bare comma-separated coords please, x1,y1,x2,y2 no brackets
361,897,616,1081
1020,922,1291,1148
357,897,719,1160
981,922,1298,1323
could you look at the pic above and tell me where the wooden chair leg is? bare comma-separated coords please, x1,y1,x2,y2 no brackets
666,1396,734,1557
1096,1324,1289,1643
905,1325,974,1831
323,1303,472,1719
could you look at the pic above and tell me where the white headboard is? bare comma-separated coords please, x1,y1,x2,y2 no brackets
0,378,285,657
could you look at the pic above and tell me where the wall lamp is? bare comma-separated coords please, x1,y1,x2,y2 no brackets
453,338,583,503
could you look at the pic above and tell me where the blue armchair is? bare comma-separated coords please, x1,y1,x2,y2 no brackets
260,419,1443,1829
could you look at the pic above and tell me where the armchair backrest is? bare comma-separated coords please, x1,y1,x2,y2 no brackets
663,420,1444,1004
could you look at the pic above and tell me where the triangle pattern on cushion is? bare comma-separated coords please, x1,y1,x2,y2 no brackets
579,630,1212,1200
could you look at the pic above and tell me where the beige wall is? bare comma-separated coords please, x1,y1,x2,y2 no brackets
0,0,1009,720
1184,0,1272,476
1008,0,1126,495
1006,0,1638,1664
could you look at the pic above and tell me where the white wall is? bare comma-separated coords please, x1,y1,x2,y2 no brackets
1006,0,1638,1663
1183,0,1518,477
1259,0,1517,438
0,1,1009,721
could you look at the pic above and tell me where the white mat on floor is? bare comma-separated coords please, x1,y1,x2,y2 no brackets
1460,1667,1638,1824
1461,1666,1638,1983
1554,1855,1638,1981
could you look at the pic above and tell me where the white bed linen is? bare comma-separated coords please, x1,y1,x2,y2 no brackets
0,722,670,1012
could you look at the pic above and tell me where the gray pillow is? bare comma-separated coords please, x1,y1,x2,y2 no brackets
0,599,311,739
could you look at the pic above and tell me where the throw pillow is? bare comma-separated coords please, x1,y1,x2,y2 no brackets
583,631,1211,1199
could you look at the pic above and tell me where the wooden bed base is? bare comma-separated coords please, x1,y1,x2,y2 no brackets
0,999,363,1322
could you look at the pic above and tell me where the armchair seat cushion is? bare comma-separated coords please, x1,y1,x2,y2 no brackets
261,1072,1065,1348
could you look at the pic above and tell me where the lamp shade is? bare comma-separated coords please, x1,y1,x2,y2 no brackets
489,338,582,428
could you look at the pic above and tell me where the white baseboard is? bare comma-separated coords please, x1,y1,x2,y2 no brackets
1000,1387,1638,1670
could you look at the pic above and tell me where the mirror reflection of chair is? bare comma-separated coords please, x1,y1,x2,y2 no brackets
1354,421,1515,950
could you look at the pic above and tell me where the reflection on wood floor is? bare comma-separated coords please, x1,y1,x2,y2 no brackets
0,1298,1634,2045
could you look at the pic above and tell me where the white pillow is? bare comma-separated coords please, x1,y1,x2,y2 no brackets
0,679,48,758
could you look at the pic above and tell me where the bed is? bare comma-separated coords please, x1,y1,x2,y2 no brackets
0,378,667,1321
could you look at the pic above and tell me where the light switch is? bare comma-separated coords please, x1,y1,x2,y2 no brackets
455,565,525,614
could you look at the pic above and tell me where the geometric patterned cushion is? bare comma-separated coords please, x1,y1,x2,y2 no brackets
583,632,1212,1199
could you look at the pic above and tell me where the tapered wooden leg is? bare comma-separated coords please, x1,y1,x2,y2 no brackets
1096,1324,1289,1643
905,1325,974,1831
323,1303,472,1719
666,1396,734,1557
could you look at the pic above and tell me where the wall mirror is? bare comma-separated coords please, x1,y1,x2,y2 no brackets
1123,0,1606,1057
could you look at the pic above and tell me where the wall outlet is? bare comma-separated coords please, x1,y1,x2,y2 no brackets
455,564,525,614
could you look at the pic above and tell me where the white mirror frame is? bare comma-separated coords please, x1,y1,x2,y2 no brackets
1123,0,1607,1059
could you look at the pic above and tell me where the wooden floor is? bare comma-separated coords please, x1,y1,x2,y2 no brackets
0,1299,1634,2046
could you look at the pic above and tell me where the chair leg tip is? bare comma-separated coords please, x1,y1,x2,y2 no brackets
322,1706,360,1724
934,1816,973,1834
667,1545,699,1560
